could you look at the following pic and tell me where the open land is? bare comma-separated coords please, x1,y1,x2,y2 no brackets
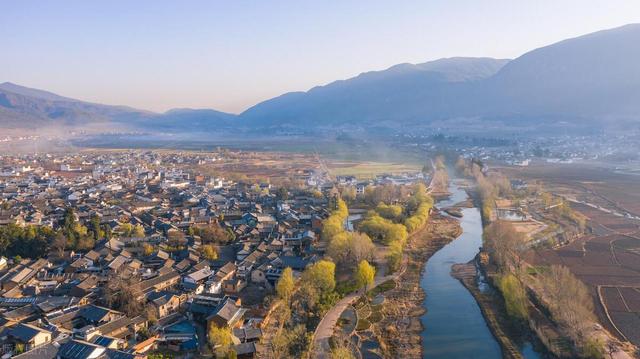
505,163,640,348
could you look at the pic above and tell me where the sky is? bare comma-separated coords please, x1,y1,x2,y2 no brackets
1,1,639,114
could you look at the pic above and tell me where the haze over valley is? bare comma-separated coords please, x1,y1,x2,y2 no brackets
1,3,640,359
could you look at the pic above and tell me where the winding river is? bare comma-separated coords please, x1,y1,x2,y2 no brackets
420,182,544,359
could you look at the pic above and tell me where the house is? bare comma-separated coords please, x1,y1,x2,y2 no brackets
135,267,180,294
206,262,236,294
182,267,212,292
57,339,105,359
5,323,52,351
57,339,142,359
234,342,258,358
206,297,246,329
223,278,246,294
146,291,182,318
232,327,262,343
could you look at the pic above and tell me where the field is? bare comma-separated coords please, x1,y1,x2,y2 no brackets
327,161,421,179
178,150,422,183
601,287,640,344
499,163,640,218
172,151,322,183
510,163,640,346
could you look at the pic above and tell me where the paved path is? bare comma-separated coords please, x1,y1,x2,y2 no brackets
310,216,429,358
312,292,359,358
311,268,405,358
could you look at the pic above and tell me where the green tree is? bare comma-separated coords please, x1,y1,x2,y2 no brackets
208,324,233,358
581,338,604,359
119,223,134,237
327,232,374,268
89,215,102,240
331,346,355,359
355,260,375,293
498,274,528,320
302,260,336,294
375,203,403,221
276,267,295,303
277,186,289,200
200,244,218,260
132,224,145,237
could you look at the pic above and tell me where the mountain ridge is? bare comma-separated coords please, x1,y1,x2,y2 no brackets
1,23,639,133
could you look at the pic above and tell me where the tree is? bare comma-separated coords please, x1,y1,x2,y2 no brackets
119,223,134,237
355,260,375,293
142,243,155,256
386,241,403,274
276,267,295,303
498,274,528,320
331,346,356,359
194,223,233,244
89,215,103,240
539,265,595,348
322,198,349,242
483,221,527,271
132,224,145,237
302,260,336,294
375,203,403,221
102,224,112,240
209,324,233,358
327,232,374,268
582,338,604,359
277,186,289,200
200,244,219,260
105,278,144,317
52,232,67,258
272,324,312,358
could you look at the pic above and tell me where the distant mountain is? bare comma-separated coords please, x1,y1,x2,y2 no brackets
2,24,640,134
241,24,640,131
0,83,236,130
483,23,640,120
240,57,510,128
0,82,148,129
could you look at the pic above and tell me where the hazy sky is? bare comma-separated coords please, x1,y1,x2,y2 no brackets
1,1,639,113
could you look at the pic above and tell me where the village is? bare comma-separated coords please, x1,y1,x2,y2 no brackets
0,150,428,359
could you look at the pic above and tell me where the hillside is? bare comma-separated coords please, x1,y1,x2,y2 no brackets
0,83,236,131
0,82,147,129
240,57,510,128
241,24,640,130
2,24,640,133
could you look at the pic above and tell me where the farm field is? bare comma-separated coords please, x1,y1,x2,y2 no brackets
499,163,640,218
513,163,640,346
327,161,422,179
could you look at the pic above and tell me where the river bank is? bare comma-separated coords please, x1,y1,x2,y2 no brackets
370,212,462,358
452,260,528,359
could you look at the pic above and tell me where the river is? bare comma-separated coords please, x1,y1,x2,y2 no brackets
420,181,544,359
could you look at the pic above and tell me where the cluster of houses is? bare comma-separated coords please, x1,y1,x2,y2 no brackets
0,151,333,358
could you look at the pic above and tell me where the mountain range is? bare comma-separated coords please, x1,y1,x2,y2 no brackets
2,23,639,134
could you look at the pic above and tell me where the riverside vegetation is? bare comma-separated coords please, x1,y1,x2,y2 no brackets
455,156,609,358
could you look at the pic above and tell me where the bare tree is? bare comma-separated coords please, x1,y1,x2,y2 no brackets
483,220,527,271
539,265,595,347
